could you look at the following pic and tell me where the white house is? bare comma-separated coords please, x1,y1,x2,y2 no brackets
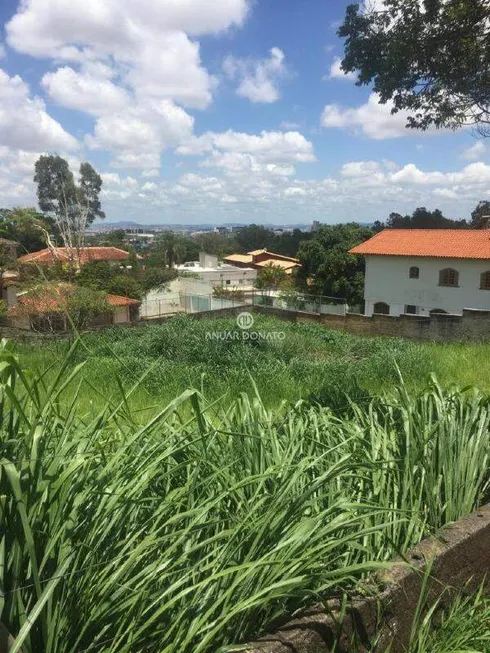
176,252,257,289
350,229,490,317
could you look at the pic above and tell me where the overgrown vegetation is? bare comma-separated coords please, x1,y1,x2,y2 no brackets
1,336,490,652
15,315,490,413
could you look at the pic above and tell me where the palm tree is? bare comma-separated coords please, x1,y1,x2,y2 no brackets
255,262,291,290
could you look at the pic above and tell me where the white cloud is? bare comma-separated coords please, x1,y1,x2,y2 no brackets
42,66,131,116
321,93,445,139
461,142,486,161
433,188,458,200
6,0,250,56
91,158,490,224
0,69,78,152
280,121,302,130
328,57,356,81
178,129,315,164
85,99,194,170
223,47,288,103
6,0,248,112
390,164,445,185
4,0,254,176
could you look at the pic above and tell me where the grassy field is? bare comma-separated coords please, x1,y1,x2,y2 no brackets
2,316,490,652
13,314,490,417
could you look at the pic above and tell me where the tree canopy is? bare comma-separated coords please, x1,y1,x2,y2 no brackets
385,207,468,229
0,207,59,253
34,155,105,269
297,223,374,305
471,200,490,228
339,0,490,135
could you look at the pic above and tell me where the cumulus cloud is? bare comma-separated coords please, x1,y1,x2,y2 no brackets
6,0,248,110
223,47,289,103
4,0,252,174
327,57,356,81
86,100,194,169
87,158,490,224
42,66,131,116
0,69,78,152
178,129,315,164
321,93,445,139
461,141,486,161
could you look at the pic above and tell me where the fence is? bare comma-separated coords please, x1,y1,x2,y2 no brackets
139,290,347,321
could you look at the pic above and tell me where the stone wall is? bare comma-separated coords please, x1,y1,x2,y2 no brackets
254,305,490,342
244,504,490,653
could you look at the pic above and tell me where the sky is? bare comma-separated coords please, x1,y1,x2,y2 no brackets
0,0,489,226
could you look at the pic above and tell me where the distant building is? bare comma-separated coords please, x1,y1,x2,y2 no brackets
223,249,301,275
350,229,490,316
176,252,257,288
311,220,321,232
17,246,132,267
7,283,140,331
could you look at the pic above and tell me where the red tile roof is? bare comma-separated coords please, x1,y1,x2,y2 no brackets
8,283,140,316
17,247,131,265
349,229,490,260
106,294,141,307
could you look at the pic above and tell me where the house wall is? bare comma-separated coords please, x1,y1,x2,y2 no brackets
364,255,490,316
113,307,130,324
198,267,257,287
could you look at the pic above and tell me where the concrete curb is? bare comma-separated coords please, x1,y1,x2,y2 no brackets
243,504,490,653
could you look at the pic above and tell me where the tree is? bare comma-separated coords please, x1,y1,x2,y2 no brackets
34,155,105,270
339,0,490,135
471,201,490,228
255,263,292,291
147,232,191,268
235,225,274,253
385,207,468,229
297,223,374,305
0,207,59,253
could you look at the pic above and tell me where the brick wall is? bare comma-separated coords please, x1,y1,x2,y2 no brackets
254,305,490,342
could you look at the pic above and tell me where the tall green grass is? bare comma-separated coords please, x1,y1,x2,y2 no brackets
0,340,489,652
14,316,437,414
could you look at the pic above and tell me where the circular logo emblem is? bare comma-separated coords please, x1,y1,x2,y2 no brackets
237,312,254,330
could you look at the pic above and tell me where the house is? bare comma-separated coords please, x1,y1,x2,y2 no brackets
17,246,132,267
223,249,301,275
176,252,257,289
349,229,490,316
7,283,140,331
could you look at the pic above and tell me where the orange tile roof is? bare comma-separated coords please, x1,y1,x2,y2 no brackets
223,254,253,264
223,250,301,265
17,247,131,265
106,294,141,307
255,259,299,270
8,283,140,316
349,229,490,260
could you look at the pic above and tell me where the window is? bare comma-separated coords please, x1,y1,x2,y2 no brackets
373,302,390,315
405,305,417,314
409,266,419,279
430,308,447,316
226,279,231,285
439,268,459,287
481,271,490,290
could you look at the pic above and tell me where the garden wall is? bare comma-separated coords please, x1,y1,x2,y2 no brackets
244,504,490,653
254,306,490,342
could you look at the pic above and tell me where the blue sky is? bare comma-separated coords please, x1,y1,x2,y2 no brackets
0,0,488,225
